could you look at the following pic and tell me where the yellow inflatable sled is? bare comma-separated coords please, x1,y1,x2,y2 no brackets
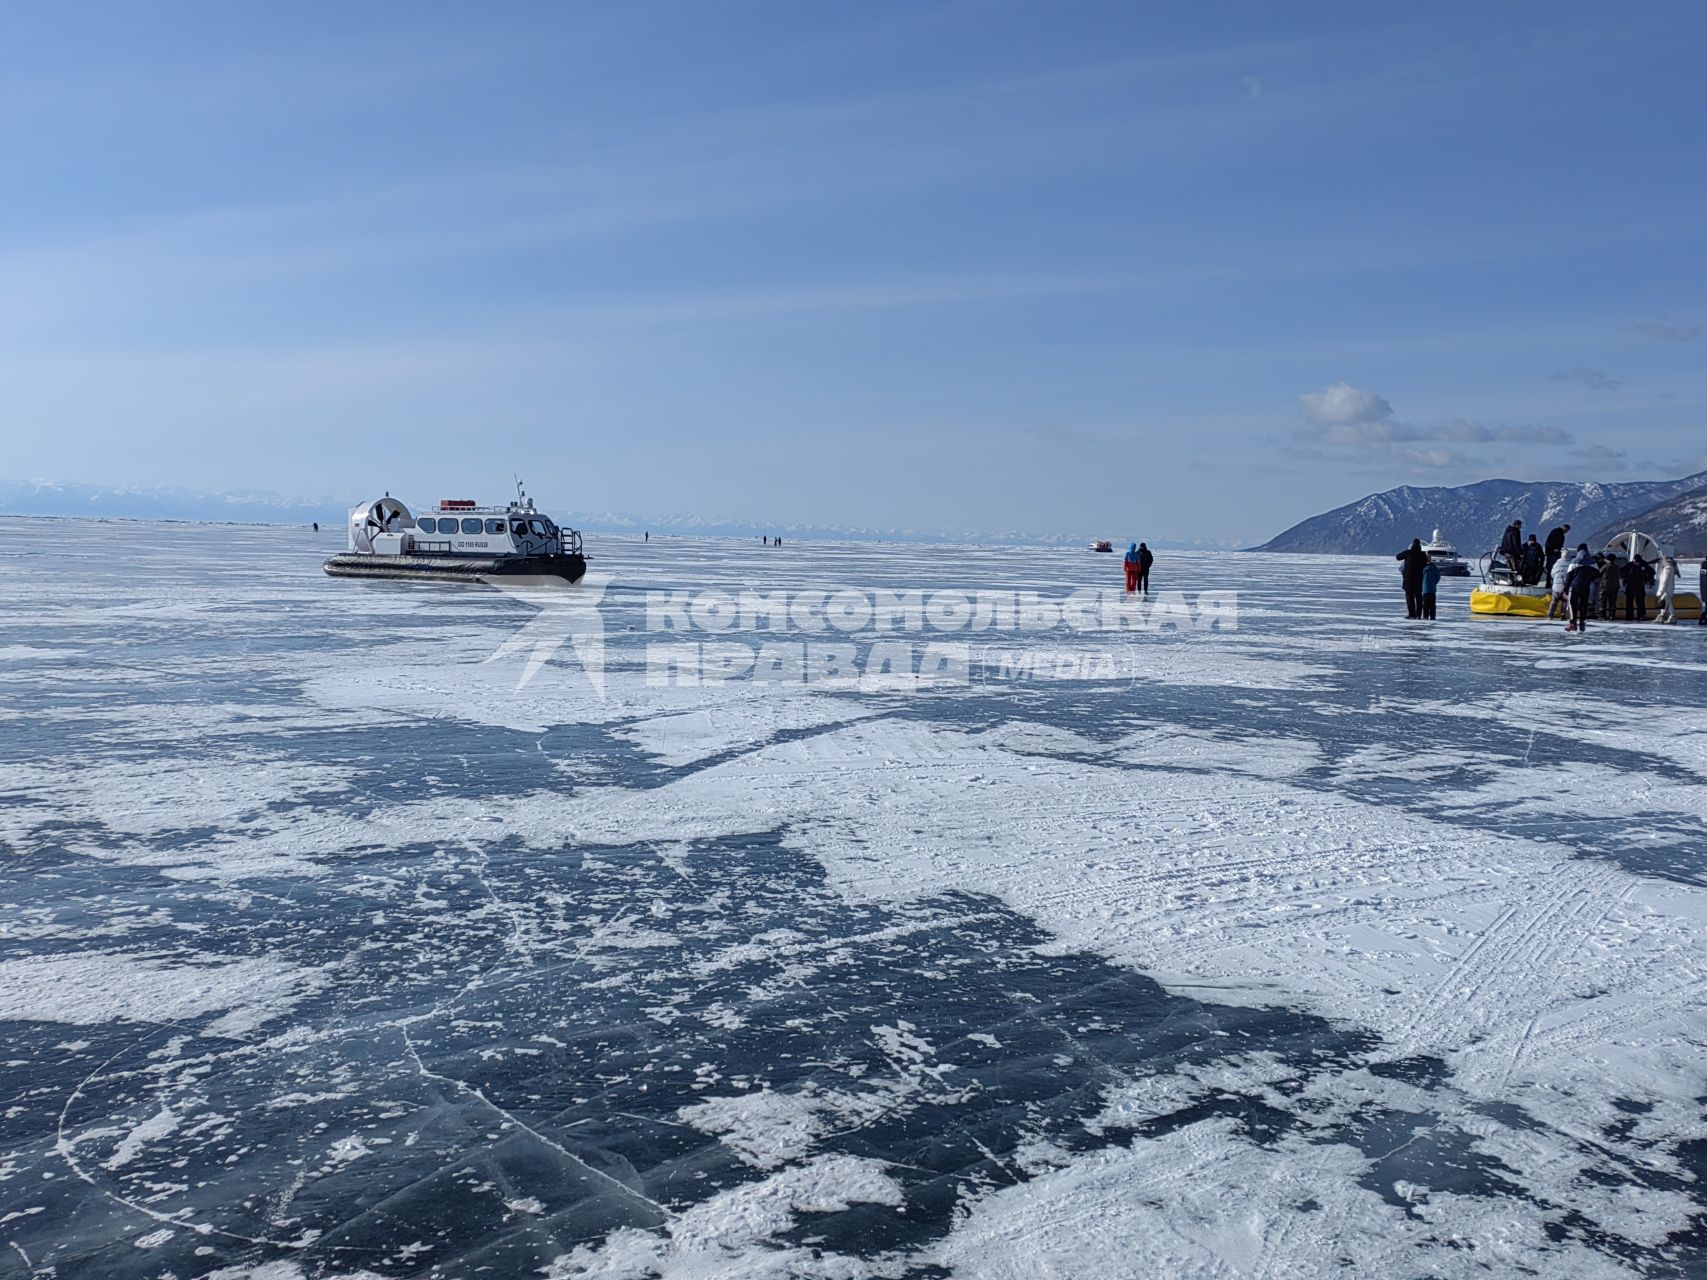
1469,586,1702,620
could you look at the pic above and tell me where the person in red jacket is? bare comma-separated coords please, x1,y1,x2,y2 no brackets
1123,543,1140,594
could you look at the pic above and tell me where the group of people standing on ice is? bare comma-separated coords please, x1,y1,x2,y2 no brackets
1498,518,1577,587
1122,542,1154,594
1498,516,1691,628
1553,545,1682,625
1400,515,1701,629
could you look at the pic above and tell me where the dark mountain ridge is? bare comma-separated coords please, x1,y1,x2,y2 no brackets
1588,486,1707,557
1254,472,1707,556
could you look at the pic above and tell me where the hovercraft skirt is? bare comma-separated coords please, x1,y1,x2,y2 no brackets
1469,586,1702,619
323,553,587,584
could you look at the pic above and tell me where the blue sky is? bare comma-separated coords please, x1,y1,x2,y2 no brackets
1,1,1703,542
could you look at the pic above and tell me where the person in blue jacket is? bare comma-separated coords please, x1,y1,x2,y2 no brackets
1420,559,1441,620
1123,543,1140,594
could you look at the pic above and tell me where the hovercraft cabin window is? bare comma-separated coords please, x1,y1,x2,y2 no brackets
485,519,504,535
417,518,437,533
460,518,483,535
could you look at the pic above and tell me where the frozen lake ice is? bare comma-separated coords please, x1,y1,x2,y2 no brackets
3,517,1707,1279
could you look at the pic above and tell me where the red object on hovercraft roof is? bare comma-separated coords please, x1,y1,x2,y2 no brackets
439,499,478,510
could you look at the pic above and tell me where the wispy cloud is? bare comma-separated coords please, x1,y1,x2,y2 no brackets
1668,450,1707,477
1550,366,1622,390
1371,445,1469,472
1022,423,1106,447
1633,319,1703,342
1285,440,1471,473
1569,444,1653,473
1289,382,1573,472
1436,418,1572,445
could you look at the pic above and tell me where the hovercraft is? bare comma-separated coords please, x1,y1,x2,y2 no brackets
323,491,587,584
1469,529,1700,620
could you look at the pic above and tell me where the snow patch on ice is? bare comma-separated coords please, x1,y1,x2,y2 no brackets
934,1118,1633,1279
0,951,324,1036
101,1107,178,1170
545,1154,903,1279
678,1091,825,1170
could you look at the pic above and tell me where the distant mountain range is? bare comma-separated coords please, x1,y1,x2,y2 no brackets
1253,472,1707,557
0,479,347,525
0,479,1235,550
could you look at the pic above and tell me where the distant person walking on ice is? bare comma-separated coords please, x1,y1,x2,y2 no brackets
1137,542,1153,593
1123,543,1140,594
1396,538,1428,619
1420,558,1441,620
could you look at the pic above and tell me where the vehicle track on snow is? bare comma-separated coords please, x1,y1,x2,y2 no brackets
1397,864,1624,1058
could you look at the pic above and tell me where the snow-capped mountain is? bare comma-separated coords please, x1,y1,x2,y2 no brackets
0,479,349,525
1588,485,1707,557
1252,473,1707,555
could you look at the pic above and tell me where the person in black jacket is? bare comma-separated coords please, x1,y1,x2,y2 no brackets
1623,556,1653,621
1521,535,1545,585
1136,542,1154,593
1499,520,1524,579
1564,545,1595,632
1396,538,1429,618
1544,524,1570,576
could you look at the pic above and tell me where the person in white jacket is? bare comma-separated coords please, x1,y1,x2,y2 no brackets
1546,552,1571,619
1656,556,1679,624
